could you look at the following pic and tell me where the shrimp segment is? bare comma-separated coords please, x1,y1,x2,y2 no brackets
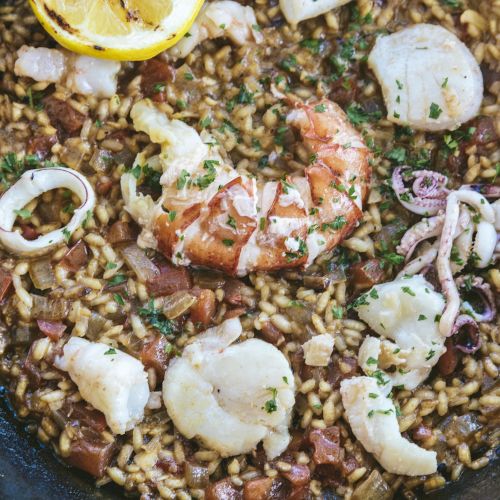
122,97,370,276
54,338,149,435
169,1,263,59
340,377,437,476
162,318,295,459
15,45,120,98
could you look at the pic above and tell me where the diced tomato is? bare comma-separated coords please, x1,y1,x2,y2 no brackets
190,288,216,326
146,263,192,297
260,321,285,346
60,240,89,272
20,224,39,241
308,427,341,466
243,477,273,500
107,221,137,245
351,259,385,290
140,335,170,378
27,134,57,160
0,269,13,302
65,429,116,477
281,464,310,487
37,319,66,340
64,401,107,433
205,478,242,500
43,96,86,137
140,58,175,103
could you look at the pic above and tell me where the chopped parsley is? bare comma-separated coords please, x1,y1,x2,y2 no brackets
14,208,31,219
176,169,190,190
385,146,406,164
441,77,448,88
227,215,237,230
429,103,443,119
300,38,322,54
226,84,255,112
396,79,403,90
199,116,212,129
167,210,177,222
104,348,117,355
62,228,72,243
401,286,415,296
184,72,194,81
418,314,427,321
425,349,436,361
105,262,118,270
108,274,127,287
366,357,378,365
280,54,298,72
282,376,289,384
369,289,379,300
321,215,347,232
113,293,125,306
368,409,393,417
263,387,278,413
222,239,235,247
368,393,379,399
285,237,307,262
346,103,382,125
139,299,175,336
332,305,343,319
152,83,166,93
314,103,327,113
194,159,218,189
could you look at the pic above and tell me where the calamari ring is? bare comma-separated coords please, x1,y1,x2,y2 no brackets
0,168,95,256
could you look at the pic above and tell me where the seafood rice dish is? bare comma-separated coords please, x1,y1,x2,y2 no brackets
0,0,498,498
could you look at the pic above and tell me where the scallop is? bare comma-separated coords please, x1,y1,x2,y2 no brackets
368,24,483,131
162,318,295,459
355,275,445,390
279,0,352,25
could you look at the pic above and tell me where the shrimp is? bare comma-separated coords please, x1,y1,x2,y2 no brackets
122,97,370,276
15,45,120,98
54,337,150,434
162,318,295,459
279,0,353,25
340,376,437,476
169,1,263,59
354,275,446,390
368,24,483,131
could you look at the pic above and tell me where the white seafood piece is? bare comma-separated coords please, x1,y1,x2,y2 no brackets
14,45,120,98
302,333,334,367
340,376,437,475
170,1,263,59
162,318,295,459
54,337,149,435
355,275,445,390
65,55,121,98
14,46,66,82
279,0,352,25
0,168,95,257
368,24,483,131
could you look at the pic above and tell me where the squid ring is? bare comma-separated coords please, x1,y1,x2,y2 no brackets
0,168,95,256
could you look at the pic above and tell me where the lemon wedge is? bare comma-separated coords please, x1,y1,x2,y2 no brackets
29,0,205,61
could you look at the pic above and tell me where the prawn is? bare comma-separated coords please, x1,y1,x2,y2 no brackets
169,1,263,59
15,45,120,98
122,97,370,276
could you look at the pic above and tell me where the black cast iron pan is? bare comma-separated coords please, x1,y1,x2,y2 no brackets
0,389,498,500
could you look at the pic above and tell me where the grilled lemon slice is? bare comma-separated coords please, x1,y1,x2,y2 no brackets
29,0,204,61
